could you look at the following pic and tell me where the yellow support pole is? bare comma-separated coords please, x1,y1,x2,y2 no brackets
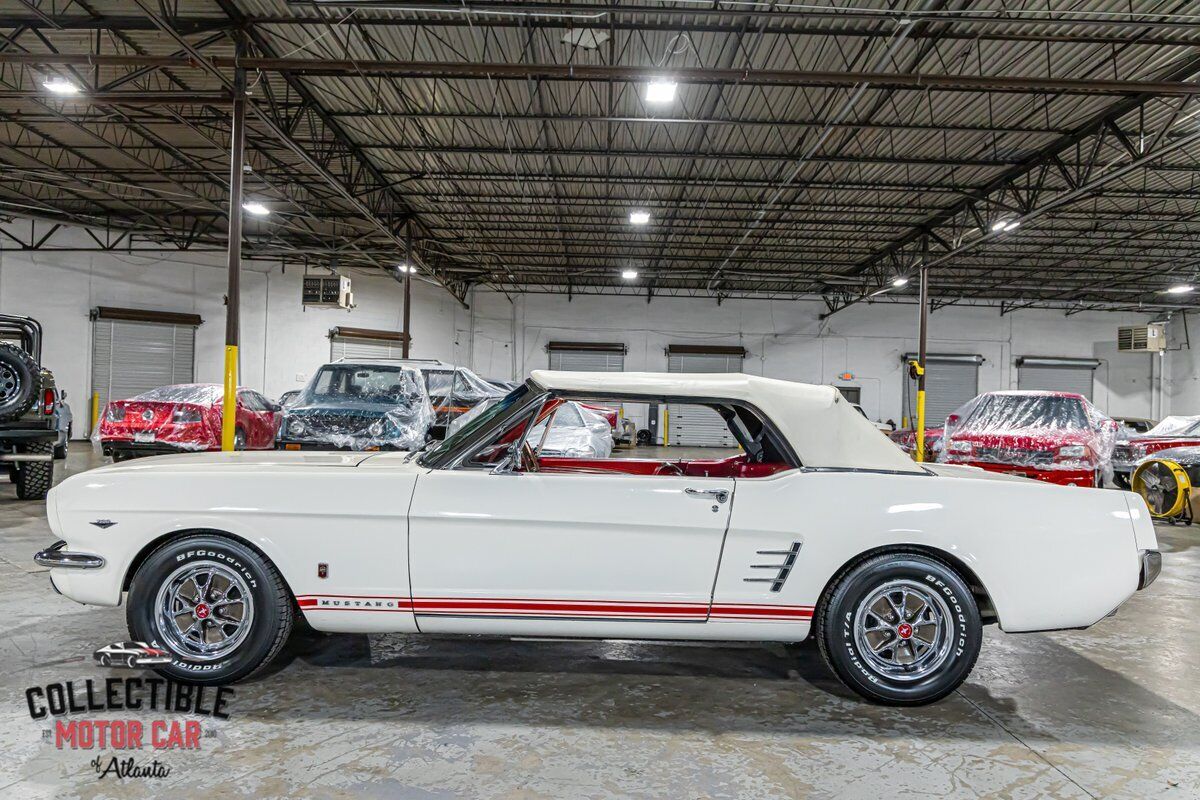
221,345,238,451
662,407,670,447
915,386,927,463
90,391,100,434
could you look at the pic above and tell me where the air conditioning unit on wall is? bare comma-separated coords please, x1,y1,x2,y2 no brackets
1117,324,1166,352
302,274,354,309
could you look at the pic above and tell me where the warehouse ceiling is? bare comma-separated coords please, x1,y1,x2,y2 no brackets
2,1,1200,313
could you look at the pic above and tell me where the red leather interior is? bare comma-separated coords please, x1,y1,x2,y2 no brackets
537,453,793,478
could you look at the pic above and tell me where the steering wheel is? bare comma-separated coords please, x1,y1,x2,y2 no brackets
654,462,684,476
519,440,540,472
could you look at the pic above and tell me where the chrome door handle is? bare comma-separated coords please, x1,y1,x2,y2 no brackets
685,487,729,503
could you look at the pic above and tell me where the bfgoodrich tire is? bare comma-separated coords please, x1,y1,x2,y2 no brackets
816,552,982,705
126,535,293,685
14,441,53,500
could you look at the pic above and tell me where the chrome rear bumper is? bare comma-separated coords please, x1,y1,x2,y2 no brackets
34,540,105,570
1139,549,1162,590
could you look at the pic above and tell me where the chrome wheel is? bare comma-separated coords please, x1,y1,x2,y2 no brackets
154,561,254,661
853,579,953,682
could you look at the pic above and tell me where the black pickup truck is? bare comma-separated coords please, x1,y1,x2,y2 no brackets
0,315,56,499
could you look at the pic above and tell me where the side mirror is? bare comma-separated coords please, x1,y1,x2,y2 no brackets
60,390,68,400
945,414,960,429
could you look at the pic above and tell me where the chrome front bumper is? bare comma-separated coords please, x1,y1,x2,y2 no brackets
1139,549,1162,590
34,540,105,570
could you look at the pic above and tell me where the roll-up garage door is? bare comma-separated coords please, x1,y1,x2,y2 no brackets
90,307,200,432
903,353,982,428
1016,357,1098,399
547,341,626,371
329,326,408,360
666,346,745,447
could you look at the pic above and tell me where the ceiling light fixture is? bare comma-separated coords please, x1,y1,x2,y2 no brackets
644,80,677,104
1166,284,1194,295
992,219,1020,232
42,78,80,95
628,210,651,225
891,276,909,288
241,201,269,216
621,269,639,280
395,263,415,274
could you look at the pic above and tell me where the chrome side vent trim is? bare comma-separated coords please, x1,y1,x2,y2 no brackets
743,541,802,593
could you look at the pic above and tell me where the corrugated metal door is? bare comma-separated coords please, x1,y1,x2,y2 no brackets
91,320,195,430
548,350,624,371
666,352,740,447
330,336,404,360
1017,365,1094,399
905,359,980,427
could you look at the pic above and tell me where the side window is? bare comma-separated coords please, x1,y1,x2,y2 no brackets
459,404,544,469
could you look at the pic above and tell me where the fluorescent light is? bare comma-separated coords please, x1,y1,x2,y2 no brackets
628,210,650,225
241,201,269,216
1166,284,1194,295
644,80,677,104
891,276,909,288
1004,220,1021,231
621,269,639,280
42,78,79,95
395,264,415,274
992,219,1020,232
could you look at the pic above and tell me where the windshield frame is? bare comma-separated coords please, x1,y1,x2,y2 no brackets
417,381,543,468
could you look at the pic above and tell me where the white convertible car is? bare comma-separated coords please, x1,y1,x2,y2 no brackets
36,372,1161,705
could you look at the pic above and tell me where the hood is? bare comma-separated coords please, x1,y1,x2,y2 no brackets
948,429,1096,449
287,402,418,418
1137,445,1200,467
85,450,377,474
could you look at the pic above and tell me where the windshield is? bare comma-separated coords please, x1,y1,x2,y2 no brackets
301,365,423,406
418,384,530,467
962,395,1089,431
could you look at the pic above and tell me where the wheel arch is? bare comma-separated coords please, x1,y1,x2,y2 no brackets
121,528,297,606
814,544,999,627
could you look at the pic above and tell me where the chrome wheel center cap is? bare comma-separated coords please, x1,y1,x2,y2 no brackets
896,622,913,639
194,603,211,620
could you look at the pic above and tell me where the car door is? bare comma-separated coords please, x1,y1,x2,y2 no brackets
408,465,735,633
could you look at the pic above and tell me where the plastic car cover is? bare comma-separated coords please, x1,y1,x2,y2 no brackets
94,383,230,451
939,391,1118,478
529,401,614,458
450,398,614,458
424,367,508,427
1143,416,1200,437
279,364,434,450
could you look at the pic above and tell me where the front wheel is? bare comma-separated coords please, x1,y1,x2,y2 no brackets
816,553,982,705
126,535,293,684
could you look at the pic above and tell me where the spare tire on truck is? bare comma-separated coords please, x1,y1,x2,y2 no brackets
0,341,39,423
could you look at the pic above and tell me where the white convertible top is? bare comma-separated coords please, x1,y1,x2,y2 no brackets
530,370,923,473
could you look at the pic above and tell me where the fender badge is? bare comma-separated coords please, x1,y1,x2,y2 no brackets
89,519,118,529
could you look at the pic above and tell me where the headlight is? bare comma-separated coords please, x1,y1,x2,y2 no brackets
946,440,972,455
368,420,386,437
288,419,306,436
1057,444,1087,458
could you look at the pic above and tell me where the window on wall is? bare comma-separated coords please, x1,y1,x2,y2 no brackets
836,386,862,405
666,345,747,447
328,326,409,360
90,307,201,434
902,353,983,428
546,341,626,371
1016,357,1099,400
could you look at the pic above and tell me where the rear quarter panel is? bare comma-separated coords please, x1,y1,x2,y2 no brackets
720,469,1146,633
48,464,419,632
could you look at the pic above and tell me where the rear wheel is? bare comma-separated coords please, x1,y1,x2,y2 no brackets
0,342,38,422
126,535,293,684
816,552,982,705
14,441,53,500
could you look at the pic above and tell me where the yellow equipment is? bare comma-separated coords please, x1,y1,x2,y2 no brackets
1132,458,1192,521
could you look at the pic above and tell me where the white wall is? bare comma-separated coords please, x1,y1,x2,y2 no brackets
0,224,1178,434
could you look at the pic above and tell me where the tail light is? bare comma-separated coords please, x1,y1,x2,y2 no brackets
172,406,202,424
43,389,55,415
106,404,126,422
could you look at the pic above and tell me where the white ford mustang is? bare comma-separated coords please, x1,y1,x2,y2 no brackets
37,371,1161,705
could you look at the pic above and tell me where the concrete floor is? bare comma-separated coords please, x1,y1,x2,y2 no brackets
1,445,1198,799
